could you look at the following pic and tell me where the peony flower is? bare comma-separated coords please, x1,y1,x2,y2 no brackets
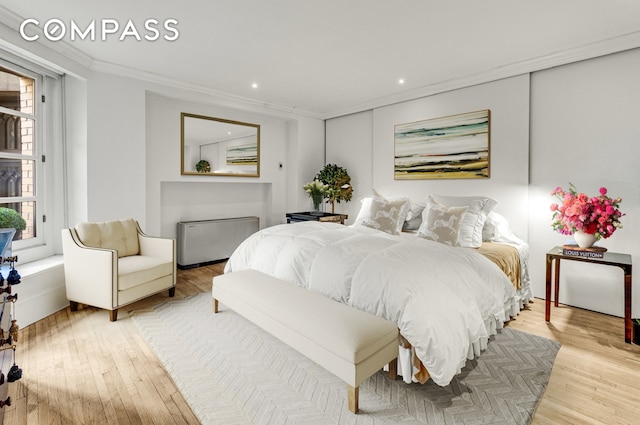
584,222,598,234
550,183,624,240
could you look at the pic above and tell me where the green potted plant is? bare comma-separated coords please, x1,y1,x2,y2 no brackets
0,207,26,259
0,207,26,237
315,163,353,213
195,160,211,173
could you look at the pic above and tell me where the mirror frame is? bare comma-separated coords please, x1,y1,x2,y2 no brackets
180,112,260,177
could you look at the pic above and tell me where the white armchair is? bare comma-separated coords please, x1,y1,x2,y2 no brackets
61,218,176,321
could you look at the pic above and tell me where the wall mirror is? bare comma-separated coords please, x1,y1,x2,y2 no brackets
181,112,260,177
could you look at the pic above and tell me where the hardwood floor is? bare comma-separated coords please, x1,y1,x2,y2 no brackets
3,262,640,424
508,301,640,425
2,263,224,425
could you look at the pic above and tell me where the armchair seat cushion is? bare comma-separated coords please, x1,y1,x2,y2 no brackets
118,255,174,291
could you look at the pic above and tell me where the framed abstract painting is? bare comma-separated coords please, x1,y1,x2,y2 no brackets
394,109,490,180
226,143,258,166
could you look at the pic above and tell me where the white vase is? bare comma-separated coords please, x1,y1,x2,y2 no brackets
574,230,597,248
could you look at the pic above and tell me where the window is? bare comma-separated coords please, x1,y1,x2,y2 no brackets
0,65,43,249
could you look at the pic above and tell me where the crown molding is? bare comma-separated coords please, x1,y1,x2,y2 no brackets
0,5,93,78
323,30,640,119
90,60,325,120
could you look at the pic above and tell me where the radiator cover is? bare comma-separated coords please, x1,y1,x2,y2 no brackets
177,216,259,269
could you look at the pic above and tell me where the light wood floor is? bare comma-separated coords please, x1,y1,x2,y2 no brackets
3,262,640,424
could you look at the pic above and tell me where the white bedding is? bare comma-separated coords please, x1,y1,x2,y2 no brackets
224,221,521,386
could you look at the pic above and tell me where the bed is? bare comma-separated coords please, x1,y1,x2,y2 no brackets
223,192,533,387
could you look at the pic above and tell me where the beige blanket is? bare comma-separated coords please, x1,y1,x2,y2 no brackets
476,242,521,290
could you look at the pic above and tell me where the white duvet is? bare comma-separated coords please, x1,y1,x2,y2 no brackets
224,221,519,386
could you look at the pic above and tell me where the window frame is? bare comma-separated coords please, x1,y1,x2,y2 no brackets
0,58,47,255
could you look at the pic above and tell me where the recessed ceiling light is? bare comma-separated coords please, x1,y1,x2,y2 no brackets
398,78,405,85
252,83,258,89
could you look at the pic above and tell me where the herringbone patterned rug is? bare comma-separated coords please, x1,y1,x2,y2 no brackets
131,292,560,425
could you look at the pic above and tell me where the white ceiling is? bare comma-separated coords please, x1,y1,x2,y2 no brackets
2,0,640,118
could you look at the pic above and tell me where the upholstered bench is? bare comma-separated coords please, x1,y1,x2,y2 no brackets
212,269,398,414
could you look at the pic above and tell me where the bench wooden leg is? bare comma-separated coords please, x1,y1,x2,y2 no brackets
388,358,398,380
109,309,118,322
348,385,359,414
69,301,79,312
213,299,219,313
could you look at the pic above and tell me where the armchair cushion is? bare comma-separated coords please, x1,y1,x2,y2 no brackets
76,218,140,258
118,256,174,291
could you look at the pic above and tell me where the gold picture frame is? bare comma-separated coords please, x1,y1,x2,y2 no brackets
394,109,490,180
181,113,260,177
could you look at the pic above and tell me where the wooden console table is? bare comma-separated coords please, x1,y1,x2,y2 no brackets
545,246,633,343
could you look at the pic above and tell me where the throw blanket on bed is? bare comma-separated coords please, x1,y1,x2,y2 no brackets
224,221,519,386
477,242,522,289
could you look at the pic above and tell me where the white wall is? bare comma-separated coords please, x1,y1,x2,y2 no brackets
285,117,326,213
529,48,640,317
85,70,147,224
63,74,88,227
326,111,373,221
326,75,531,238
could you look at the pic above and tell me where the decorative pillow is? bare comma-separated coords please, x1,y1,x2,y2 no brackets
361,190,410,235
429,194,497,248
417,200,468,246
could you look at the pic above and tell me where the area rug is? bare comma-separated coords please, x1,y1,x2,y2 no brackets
131,292,560,425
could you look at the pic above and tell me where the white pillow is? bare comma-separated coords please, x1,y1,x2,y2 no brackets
361,190,410,235
403,201,425,231
353,197,373,225
404,201,425,222
417,199,468,246
482,211,524,244
403,213,423,231
429,194,497,248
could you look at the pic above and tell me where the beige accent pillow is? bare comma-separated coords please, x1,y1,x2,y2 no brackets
361,191,410,235
417,200,468,246
429,194,497,248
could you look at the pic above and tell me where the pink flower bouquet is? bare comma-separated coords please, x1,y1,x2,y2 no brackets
550,183,624,239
